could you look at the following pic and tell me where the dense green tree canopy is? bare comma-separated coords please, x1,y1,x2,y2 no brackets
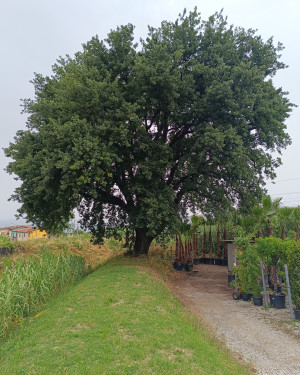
5,9,293,254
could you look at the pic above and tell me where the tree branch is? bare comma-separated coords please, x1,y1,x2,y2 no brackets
97,187,127,210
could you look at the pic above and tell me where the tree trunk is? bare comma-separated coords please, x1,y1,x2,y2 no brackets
134,228,153,255
216,226,221,258
208,227,213,258
223,227,228,259
281,226,286,240
202,227,206,257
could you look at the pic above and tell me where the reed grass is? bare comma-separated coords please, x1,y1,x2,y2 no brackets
0,251,86,338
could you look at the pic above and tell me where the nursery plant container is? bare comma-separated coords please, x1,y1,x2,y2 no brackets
228,274,235,285
269,293,286,309
193,258,201,265
294,310,300,320
173,262,184,271
253,296,263,306
206,258,214,265
242,292,252,301
221,259,228,266
269,285,282,293
184,263,194,272
199,258,206,264
214,258,223,266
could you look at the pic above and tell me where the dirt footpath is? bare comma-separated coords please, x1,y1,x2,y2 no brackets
170,264,300,375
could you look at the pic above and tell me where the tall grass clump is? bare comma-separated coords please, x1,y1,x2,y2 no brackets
0,252,86,338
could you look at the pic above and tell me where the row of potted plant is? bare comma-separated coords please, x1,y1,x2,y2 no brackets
172,231,229,271
172,236,194,272
232,235,300,318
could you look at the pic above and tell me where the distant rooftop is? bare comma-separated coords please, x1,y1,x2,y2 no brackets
0,225,26,231
11,226,34,233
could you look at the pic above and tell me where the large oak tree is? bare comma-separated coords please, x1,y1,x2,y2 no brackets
5,10,293,254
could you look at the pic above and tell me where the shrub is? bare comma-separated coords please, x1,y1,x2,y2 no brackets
233,234,262,296
0,236,16,250
282,239,300,309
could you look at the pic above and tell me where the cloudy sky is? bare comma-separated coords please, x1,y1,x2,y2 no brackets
0,0,299,224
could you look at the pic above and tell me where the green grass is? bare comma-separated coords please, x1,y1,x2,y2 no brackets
0,257,251,375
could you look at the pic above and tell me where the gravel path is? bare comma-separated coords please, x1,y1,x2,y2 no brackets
170,264,300,375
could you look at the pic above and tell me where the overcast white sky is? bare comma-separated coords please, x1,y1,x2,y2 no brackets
1,0,299,224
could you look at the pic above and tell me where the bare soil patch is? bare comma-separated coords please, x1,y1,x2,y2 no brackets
169,264,300,375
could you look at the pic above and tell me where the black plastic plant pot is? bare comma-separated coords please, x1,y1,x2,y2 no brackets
253,296,263,306
228,274,235,285
185,264,194,272
173,262,184,271
207,258,214,265
242,292,252,301
269,293,286,309
214,258,223,266
193,258,201,265
294,310,300,320
199,258,206,264
221,259,228,266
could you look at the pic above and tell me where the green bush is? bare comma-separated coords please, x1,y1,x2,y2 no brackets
282,239,300,309
233,234,262,296
0,235,16,249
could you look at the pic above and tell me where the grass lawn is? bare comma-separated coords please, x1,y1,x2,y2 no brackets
0,257,251,375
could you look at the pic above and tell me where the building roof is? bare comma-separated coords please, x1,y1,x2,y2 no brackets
0,225,26,231
12,226,34,233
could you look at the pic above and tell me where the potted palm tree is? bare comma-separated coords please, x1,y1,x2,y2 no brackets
201,226,207,263
214,226,223,265
184,240,194,272
222,226,229,266
173,236,184,271
207,226,214,265
190,215,203,264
